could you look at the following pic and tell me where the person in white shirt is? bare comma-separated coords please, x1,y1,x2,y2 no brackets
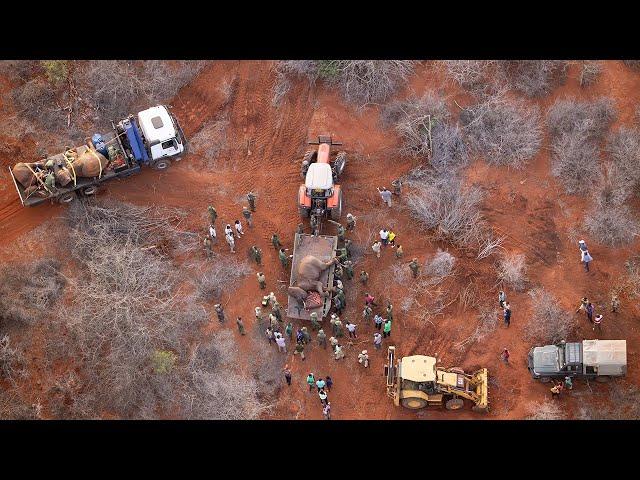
224,224,233,237
372,241,382,258
234,220,244,237
581,249,593,272
358,350,369,368
225,231,235,253
373,332,382,349
377,187,392,207
379,229,389,246
275,334,287,353
209,224,217,244
346,322,357,339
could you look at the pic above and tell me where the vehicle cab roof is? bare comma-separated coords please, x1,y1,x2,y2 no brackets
137,105,176,145
305,162,333,190
400,355,436,382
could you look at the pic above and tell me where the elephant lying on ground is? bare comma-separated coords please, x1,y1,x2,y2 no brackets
288,255,338,302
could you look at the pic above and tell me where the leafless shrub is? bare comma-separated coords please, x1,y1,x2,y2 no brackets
0,390,39,420
0,60,41,82
605,126,640,196
460,93,542,168
189,119,229,166
496,252,528,291
272,70,292,107
498,60,569,97
526,399,566,420
249,338,285,401
406,174,484,248
525,288,574,344
623,60,640,71
585,202,639,246
276,61,319,81
578,382,640,420
580,61,603,87
193,254,252,301
625,255,640,299
0,258,66,329
442,60,497,93
424,249,456,280
547,97,616,142
476,232,506,260
391,263,410,284
0,335,26,385
456,306,500,349
11,78,62,128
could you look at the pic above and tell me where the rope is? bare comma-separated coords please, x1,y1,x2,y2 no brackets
24,164,52,194
64,156,77,186
88,148,104,179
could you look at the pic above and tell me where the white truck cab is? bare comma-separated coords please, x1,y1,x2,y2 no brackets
137,105,185,161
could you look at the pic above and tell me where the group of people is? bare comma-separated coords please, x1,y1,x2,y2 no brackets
371,228,402,260
203,192,257,256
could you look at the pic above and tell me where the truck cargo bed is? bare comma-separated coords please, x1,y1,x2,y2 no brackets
286,233,338,320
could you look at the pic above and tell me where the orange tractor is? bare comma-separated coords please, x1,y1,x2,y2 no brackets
298,136,346,228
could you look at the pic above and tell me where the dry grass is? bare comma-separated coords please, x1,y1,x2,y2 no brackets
455,305,500,350
585,202,639,246
498,61,569,97
579,61,603,88
442,60,497,94
189,119,229,168
526,399,567,420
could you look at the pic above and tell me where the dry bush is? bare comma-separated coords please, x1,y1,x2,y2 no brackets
578,383,640,420
424,249,456,279
498,60,569,97
0,390,39,420
278,60,415,106
0,60,41,82
442,60,496,93
623,60,640,71
193,254,252,302
0,258,66,329
547,98,616,194
0,335,26,385
189,119,229,166
406,174,484,248
249,338,285,401
580,61,603,87
525,288,574,344
456,306,500,349
496,252,527,291
391,263,410,284
526,399,566,420
79,60,207,124
605,126,640,196
460,93,542,169
476,232,505,260
271,70,292,107
585,202,639,246
11,78,63,128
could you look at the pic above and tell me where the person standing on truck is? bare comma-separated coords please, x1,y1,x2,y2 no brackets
257,272,266,290
234,220,244,237
409,258,420,278
346,213,356,231
395,244,404,259
44,171,57,193
247,191,257,212
203,236,213,258
271,234,282,250
208,206,218,225
242,206,253,228
360,270,369,285
377,187,392,207
215,304,225,323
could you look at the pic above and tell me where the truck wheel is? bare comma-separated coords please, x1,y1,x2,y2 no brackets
82,185,98,196
330,189,342,220
401,397,428,409
333,151,346,179
472,405,488,413
595,376,611,383
539,376,552,383
152,159,172,170
445,398,464,410
58,191,77,204
302,150,316,164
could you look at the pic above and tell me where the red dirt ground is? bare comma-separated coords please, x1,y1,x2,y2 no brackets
1,60,639,420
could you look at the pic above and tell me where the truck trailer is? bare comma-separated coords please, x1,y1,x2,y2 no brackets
9,105,186,207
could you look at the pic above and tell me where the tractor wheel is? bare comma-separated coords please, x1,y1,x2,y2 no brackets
448,367,465,374
57,191,77,205
595,375,611,383
302,150,317,164
401,397,428,409
82,185,98,196
539,376,552,383
445,398,464,410
330,189,343,220
333,151,346,179
472,405,488,413
152,159,172,170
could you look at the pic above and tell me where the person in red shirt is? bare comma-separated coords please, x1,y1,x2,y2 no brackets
501,348,510,363
364,293,378,307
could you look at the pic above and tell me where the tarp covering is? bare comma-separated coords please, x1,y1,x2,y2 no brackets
583,340,627,367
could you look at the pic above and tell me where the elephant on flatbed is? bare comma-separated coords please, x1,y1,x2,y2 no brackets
288,255,338,300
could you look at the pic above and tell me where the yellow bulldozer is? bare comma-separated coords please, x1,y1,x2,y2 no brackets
384,346,489,412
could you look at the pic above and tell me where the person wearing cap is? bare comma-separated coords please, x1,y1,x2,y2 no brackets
578,240,588,252
575,296,588,314
358,350,369,368
498,290,507,308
